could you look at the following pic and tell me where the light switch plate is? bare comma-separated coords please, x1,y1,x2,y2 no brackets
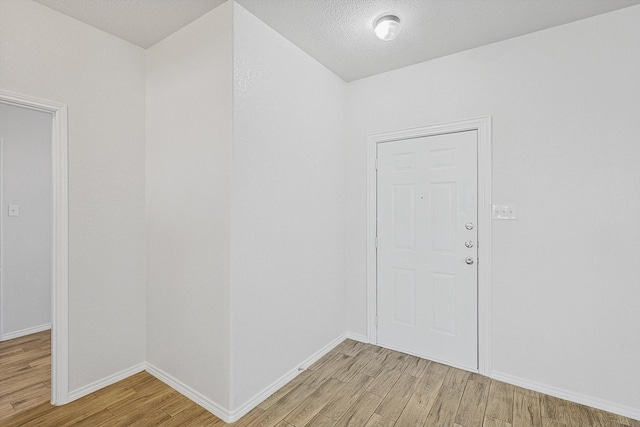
492,204,517,220
8,205,19,217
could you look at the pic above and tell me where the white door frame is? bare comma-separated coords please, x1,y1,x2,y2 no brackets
0,89,69,404
366,117,492,375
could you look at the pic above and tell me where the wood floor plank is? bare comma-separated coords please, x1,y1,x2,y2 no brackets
444,368,471,392
469,373,491,386
8,383,51,412
0,401,17,419
97,390,179,426
182,409,221,426
361,349,407,378
513,392,542,427
333,340,360,356
1,402,53,427
455,379,490,427
285,378,345,427
128,408,172,426
259,371,313,410
28,356,50,370
512,385,541,398
331,346,377,383
106,382,174,416
305,353,352,388
424,385,463,427
0,364,32,381
565,401,597,426
156,391,195,417
250,383,316,427
306,414,338,427
605,411,634,426
483,416,512,427
485,380,515,424
366,368,402,398
309,351,342,372
364,413,395,427
588,405,627,427
613,414,637,426
374,372,417,421
338,340,366,357
383,350,410,373
318,372,375,421
235,407,266,426
404,356,430,379
539,394,570,425
394,392,434,426
22,395,111,427
68,408,116,426
1,369,50,396
414,361,449,399
0,347,50,367
540,417,566,427
334,392,382,427
158,405,208,426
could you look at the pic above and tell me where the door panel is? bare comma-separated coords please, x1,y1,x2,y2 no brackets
377,130,478,370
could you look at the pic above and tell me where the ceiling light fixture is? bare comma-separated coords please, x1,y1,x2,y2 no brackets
374,15,401,41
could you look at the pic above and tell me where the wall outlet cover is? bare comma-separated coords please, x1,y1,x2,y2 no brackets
492,204,517,220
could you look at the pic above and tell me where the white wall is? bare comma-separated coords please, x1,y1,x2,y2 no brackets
0,103,52,339
230,3,347,411
0,0,146,391
345,5,640,415
145,1,232,409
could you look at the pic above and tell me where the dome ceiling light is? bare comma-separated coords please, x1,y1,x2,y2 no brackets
374,15,401,41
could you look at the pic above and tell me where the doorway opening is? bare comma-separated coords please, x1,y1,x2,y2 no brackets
366,117,492,375
0,90,69,409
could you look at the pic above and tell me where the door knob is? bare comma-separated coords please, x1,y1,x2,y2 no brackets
465,222,474,230
465,240,474,248
465,257,475,265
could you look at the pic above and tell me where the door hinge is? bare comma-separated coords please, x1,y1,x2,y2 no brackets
375,315,378,327
375,159,378,170
375,236,378,248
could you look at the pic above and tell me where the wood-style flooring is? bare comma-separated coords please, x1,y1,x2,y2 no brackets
0,330,51,421
2,336,638,426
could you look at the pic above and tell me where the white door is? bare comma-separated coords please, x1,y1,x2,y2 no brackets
377,130,478,370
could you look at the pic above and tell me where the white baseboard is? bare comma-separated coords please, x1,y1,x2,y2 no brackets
228,333,347,422
145,363,231,422
56,335,640,423
60,334,350,423
491,371,640,422
0,323,51,341
68,362,146,402
345,331,369,343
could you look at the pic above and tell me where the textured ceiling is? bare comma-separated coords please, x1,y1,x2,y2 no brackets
236,0,640,81
33,0,226,48
33,0,640,81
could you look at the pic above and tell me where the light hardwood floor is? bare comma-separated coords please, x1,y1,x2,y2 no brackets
0,330,51,420
1,336,638,426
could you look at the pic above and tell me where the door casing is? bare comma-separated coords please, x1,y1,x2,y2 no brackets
0,90,69,404
366,117,492,375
